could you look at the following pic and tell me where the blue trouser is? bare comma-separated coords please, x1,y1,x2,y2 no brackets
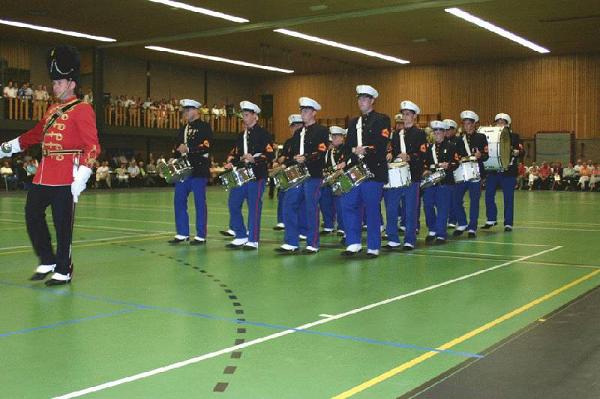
400,192,420,231
384,188,400,240
283,178,322,248
447,184,457,225
276,189,285,224
455,180,482,231
485,173,516,226
174,176,208,238
343,180,384,250
228,179,266,242
423,184,451,239
385,182,420,245
320,186,336,230
334,195,344,231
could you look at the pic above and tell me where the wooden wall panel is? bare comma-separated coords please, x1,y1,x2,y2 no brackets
0,41,30,69
257,53,600,143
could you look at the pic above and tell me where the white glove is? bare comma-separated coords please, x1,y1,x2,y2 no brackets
0,138,21,158
71,165,92,203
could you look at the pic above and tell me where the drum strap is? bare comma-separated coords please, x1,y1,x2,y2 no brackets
356,117,363,147
431,143,439,165
183,124,189,145
329,148,336,167
299,128,306,155
462,134,472,156
400,129,407,154
243,129,249,155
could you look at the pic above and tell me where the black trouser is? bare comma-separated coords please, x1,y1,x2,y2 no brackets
25,184,74,275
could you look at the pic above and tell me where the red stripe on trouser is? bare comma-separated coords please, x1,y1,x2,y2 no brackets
252,179,263,242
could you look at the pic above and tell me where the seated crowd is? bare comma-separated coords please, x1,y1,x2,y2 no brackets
518,159,600,191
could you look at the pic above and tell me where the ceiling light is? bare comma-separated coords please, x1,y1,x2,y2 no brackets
444,8,550,53
145,46,294,73
274,28,410,64
0,18,116,42
148,0,249,23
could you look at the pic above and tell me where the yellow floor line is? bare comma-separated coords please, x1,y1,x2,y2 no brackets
332,268,600,399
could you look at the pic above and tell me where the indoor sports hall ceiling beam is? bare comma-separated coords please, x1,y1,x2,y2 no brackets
99,0,494,48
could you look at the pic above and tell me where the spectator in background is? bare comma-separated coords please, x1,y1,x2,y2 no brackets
3,80,15,98
41,85,50,102
127,161,141,186
115,161,129,187
83,89,93,104
562,162,577,190
578,162,591,191
528,162,539,190
1,160,18,190
34,85,46,101
551,162,563,190
538,162,551,190
96,161,111,188
516,162,526,190
146,160,159,186
23,159,37,190
590,163,600,192
24,82,33,100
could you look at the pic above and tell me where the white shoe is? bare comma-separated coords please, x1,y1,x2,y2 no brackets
174,234,188,240
305,246,319,253
455,226,467,232
399,226,406,232
403,243,415,249
367,249,379,256
447,223,456,228
280,243,298,251
244,242,258,248
386,241,401,247
276,223,284,228
344,244,362,253
231,238,248,246
299,235,307,241
428,232,436,237
35,264,56,274
192,236,205,242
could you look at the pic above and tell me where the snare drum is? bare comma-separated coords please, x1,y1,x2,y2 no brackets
478,126,511,172
420,169,446,189
453,160,481,183
271,163,310,191
332,163,373,196
384,162,411,189
219,167,255,190
157,157,193,183
322,168,343,187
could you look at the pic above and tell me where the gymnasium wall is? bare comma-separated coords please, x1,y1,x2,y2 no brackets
255,53,600,144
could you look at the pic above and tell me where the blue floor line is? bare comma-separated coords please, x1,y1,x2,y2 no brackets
0,308,136,338
0,280,482,358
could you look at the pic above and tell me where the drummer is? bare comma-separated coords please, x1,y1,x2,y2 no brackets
273,114,304,231
277,97,329,254
482,113,523,232
169,99,213,245
423,121,460,244
223,101,274,249
320,126,349,236
443,119,460,228
453,110,489,238
383,100,427,251
342,85,390,258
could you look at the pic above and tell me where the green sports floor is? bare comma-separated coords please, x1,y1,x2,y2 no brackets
0,188,599,398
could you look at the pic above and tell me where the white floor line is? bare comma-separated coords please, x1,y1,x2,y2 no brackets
454,240,550,247
422,249,521,258
526,220,600,227
0,217,169,235
517,226,600,233
53,246,562,399
319,314,334,318
0,232,170,252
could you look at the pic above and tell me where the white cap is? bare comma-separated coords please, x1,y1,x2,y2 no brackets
288,114,302,125
180,99,201,109
329,125,347,136
460,110,479,122
356,85,379,99
430,120,448,130
494,113,512,125
400,100,420,115
394,113,404,122
240,100,261,114
443,119,457,129
299,97,321,111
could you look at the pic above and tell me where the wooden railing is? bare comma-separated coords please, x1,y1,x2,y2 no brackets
2,98,274,134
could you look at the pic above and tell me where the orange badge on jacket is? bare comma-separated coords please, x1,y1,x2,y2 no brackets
201,140,210,148
318,143,327,152
420,144,427,152
266,144,274,152
381,128,390,138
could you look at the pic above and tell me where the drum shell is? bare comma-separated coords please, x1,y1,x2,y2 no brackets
384,162,411,189
478,126,511,172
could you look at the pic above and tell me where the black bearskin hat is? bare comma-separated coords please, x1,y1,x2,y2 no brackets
47,45,80,85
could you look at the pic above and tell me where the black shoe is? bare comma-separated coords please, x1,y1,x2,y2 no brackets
425,235,436,243
383,244,401,251
402,245,415,251
219,230,235,237
30,272,51,281
302,248,319,255
320,230,334,235
435,238,447,245
189,239,206,246
341,249,361,257
504,226,513,232
481,223,497,229
453,230,465,237
272,225,285,231
168,237,188,244
226,243,244,249
45,278,71,286
275,247,298,254
468,231,476,238
336,231,345,237
242,244,258,251
366,253,378,259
